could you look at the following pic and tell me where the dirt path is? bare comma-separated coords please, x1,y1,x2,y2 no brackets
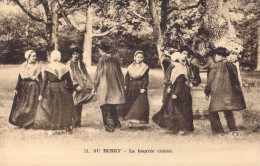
1,90,259,166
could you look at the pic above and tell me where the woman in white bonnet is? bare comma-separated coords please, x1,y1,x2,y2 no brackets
121,50,150,127
153,51,194,135
32,50,77,132
9,50,42,128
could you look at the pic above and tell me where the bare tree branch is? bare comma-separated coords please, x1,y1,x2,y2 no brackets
93,26,117,37
167,0,203,15
57,1,88,18
13,0,46,23
57,1,86,35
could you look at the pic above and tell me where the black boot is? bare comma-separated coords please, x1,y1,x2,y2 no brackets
109,106,121,128
209,112,224,134
75,105,82,127
101,106,115,132
114,121,121,128
104,124,115,132
65,125,73,134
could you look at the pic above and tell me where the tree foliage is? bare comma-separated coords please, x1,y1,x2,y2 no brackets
0,0,259,68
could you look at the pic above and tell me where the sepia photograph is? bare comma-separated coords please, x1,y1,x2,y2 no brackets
0,0,259,165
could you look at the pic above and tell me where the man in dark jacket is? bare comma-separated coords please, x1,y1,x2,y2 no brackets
93,39,125,132
204,47,246,134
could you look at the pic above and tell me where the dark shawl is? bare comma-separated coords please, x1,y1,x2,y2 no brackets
205,60,246,112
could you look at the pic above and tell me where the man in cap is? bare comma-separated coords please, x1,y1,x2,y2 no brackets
93,38,125,132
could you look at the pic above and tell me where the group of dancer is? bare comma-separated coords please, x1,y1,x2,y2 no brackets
9,40,246,135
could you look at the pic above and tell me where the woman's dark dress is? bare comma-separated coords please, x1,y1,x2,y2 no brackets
153,65,194,132
9,74,41,128
32,69,77,130
123,69,150,124
9,63,41,128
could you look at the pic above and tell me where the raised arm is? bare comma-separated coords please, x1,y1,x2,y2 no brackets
124,71,130,87
94,58,103,90
141,69,149,89
63,72,74,94
115,60,124,85
15,74,22,91
162,56,171,72
66,60,79,89
40,71,48,96
171,74,186,98
204,66,217,96
37,72,43,89
191,57,214,70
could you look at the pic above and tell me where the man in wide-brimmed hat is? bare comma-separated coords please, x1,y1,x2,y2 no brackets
66,45,94,127
204,47,246,135
93,38,125,132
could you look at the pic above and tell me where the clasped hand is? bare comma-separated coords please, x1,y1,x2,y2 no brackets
172,94,177,99
92,89,97,94
38,95,42,101
140,89,145,93
76,86,82,91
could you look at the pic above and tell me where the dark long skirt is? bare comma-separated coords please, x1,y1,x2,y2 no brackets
9,80,40,128
124,93,150,124
152,92,194,132
32,82,77,130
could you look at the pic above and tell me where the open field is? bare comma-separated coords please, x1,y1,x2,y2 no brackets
0,65,260,166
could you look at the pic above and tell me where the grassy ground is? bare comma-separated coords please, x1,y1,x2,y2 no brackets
0,65,259,166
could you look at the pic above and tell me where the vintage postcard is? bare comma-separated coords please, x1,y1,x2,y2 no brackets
0,0,259,165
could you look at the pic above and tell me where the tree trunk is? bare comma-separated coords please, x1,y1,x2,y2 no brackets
160,0,168,36
83,5,93,66
203,0,243,53
52,1,59,50
45,0,53,55
149,0,163,66
46,22,53,53
256,19,260,71
26,0,31,49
